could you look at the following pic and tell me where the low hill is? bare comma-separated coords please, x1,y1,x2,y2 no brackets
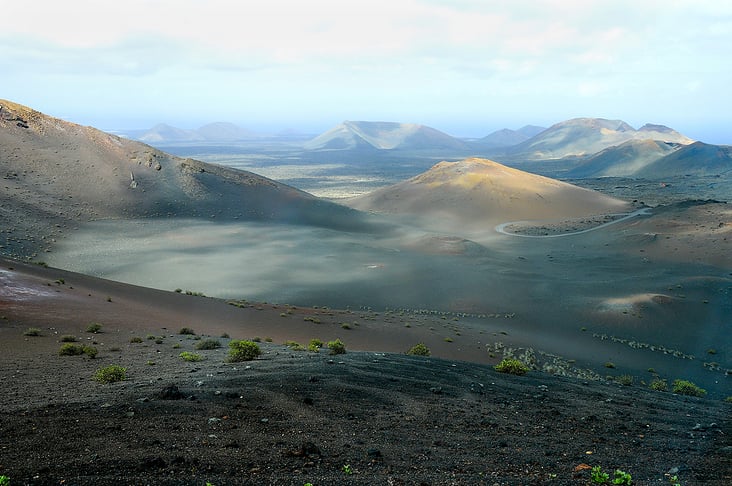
635,141,732,178
567,139,682,178
0,99,376,259
303,120,470,151
505,117,693,160
346,157,630,236
568,141,732,179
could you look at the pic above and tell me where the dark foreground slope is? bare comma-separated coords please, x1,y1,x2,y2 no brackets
1,258,730,485
0,99,378,259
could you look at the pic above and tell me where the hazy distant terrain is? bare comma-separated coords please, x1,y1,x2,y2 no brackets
2,100,730,397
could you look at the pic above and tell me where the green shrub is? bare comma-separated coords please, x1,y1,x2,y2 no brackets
340,323,351,330
0,475,9,485
327,339,346,355
672,379,706,397
615,374,634,386
407,343,431,356
725,396,732,403
228,340,261,362
308,339,323,352
60,335,77,342
59,343,85,356
604,362,616,369
86,322,103,333
94,365,126,383
195,339,222,350
82,346,98,359
649,378,668,392
23,327,42,337
285,340,306,351
129,336,143,343
494,358,529,376
179,351,204,362
179,327,196,335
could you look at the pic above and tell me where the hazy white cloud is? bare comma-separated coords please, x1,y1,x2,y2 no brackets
1,0,730,141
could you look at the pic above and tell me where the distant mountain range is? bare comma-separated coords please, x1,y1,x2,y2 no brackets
303,121,470,151
476,125,546,148
135,122,258,142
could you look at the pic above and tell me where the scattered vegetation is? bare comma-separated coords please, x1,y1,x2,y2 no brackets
23,327,42,337
494,358,530,376
342,464,353,475
604,362,616,369
590,466,632,484
94,365,126,383
0,475,9,485
220,332,230,338
86,322,103,333
407,343,431,356
60,335,77,342
672,379,706,397
443,337,453,343
308,339,323,352
340,323,351,330
228,340,261,362
179,327,196,335
195,339,222,350
83,346,98,358
179,351,204,362
129,336,143,343
327,339,346,355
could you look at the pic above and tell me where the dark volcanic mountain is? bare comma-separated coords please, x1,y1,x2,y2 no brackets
0,99,375,259
635,141,732,178
568,140,732,179
505,117,693,160
567,139,682,178
303,120,470,151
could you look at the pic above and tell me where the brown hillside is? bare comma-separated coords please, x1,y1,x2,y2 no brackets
346,157,630,237
0,99,373,259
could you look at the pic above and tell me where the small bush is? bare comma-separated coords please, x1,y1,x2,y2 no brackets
308,339,324,352
672,379,706,397
0,475,9,485
172,343,181,349
228,340,261,362
195,339,222,350
86,322,103,333
179,327,196,335
615,375,634,386
340,323,351,330
327,339,346,355
407,343,431,356
129,336,143,343
179,351,204,362
59,343,84,356
23,327,42,337
94,365,126,383
60,335,77,342
649,378,668,392
494,358,529,376
82,345,98,359
604,362,616,369
220,332,230,338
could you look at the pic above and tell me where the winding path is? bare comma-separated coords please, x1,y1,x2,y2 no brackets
494,208,652,238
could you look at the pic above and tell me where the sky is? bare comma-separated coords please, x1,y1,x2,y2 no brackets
2,0,731,142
